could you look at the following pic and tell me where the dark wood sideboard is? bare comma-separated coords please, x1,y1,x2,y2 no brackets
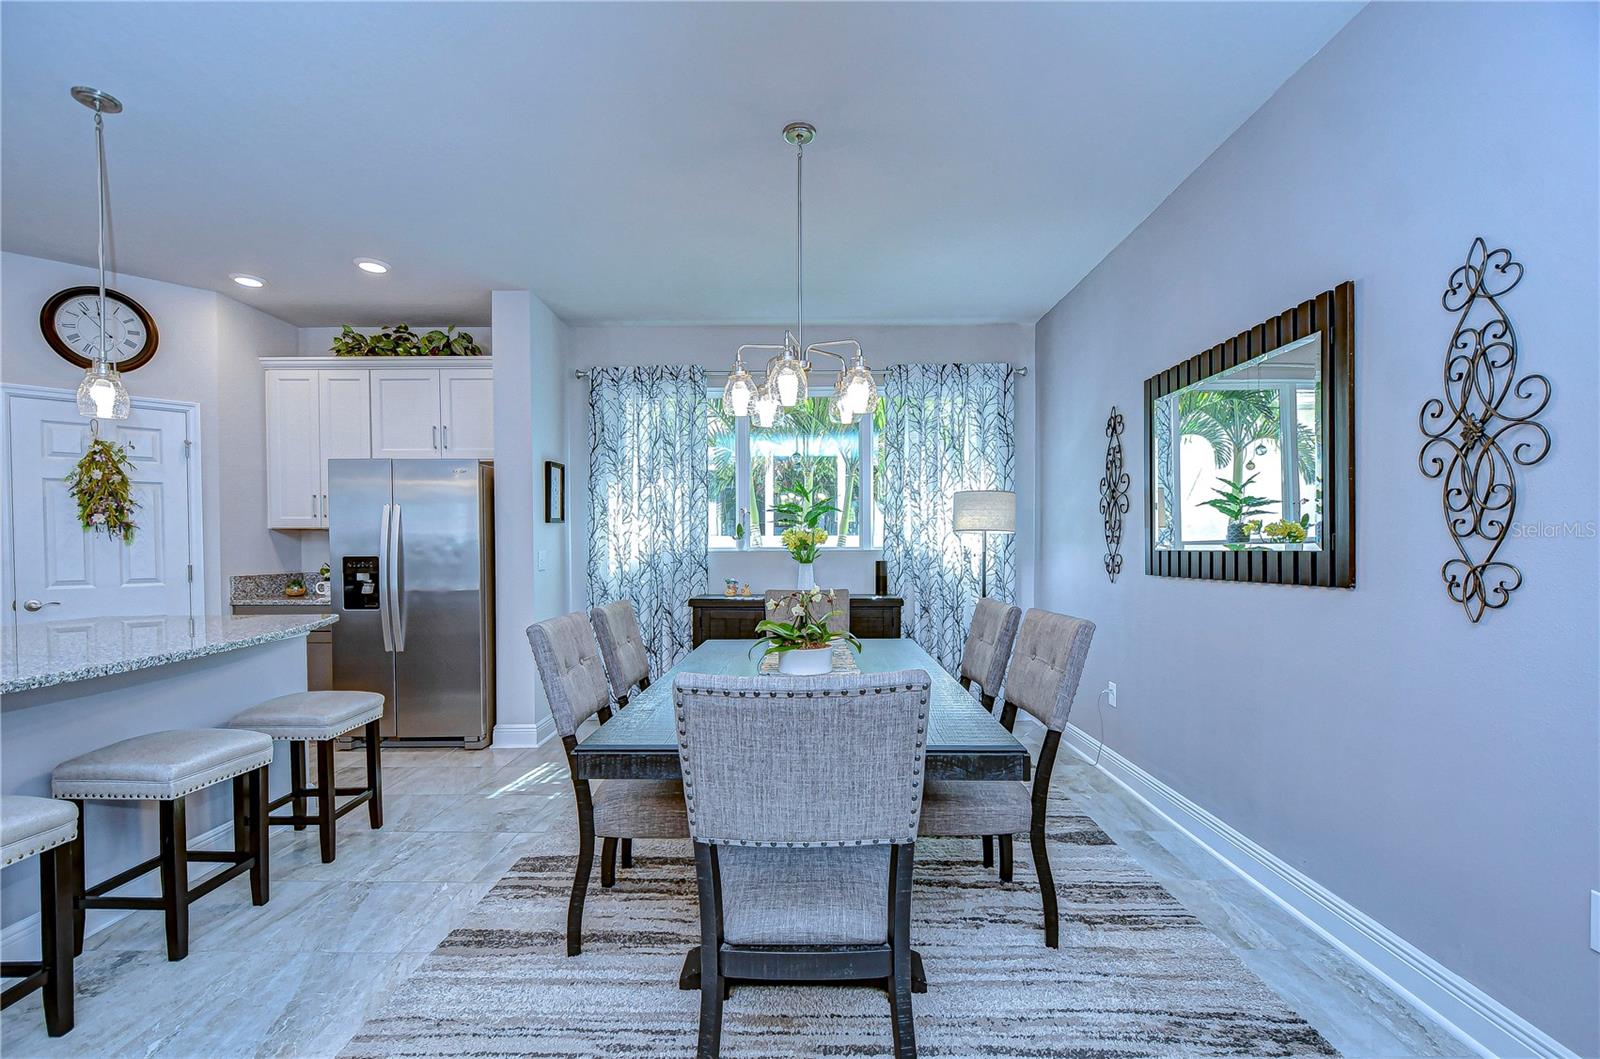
689,594,904,646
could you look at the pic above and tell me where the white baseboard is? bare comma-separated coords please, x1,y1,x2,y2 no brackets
491,716,555,749
1062,723,1578,1059
1,817,236,961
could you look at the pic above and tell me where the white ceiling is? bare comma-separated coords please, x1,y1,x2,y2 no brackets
1,2,1359,327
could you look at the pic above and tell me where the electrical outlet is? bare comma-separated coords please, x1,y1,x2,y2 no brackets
1105,681,1118,708
1590,890,1599,954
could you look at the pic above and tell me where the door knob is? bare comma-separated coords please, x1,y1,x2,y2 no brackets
22,599,61,612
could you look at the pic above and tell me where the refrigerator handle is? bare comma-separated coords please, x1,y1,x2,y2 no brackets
392,503,407,652
378,503,394,653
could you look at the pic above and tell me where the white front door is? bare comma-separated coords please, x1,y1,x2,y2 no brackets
4,388,201,624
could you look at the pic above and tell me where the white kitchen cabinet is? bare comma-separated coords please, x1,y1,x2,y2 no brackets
265,369,323,529
370,370,443,459
263,358,494,530
316,370,372,521
440,369,494,459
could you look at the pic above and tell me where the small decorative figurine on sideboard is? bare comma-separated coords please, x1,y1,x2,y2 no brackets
1418,238,1550,624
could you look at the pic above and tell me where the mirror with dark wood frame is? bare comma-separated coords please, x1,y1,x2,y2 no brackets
1144,282,1355,588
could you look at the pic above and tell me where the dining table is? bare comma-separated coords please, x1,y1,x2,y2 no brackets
572,636,1031,992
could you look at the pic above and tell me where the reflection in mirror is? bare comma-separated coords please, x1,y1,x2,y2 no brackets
1152,332,1323,552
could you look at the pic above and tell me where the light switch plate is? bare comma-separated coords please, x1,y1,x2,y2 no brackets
1590,890,1599,954
536,549,548,573
1106,681,1118,707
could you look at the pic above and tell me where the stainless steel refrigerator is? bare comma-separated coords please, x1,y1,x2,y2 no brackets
328,459,495,747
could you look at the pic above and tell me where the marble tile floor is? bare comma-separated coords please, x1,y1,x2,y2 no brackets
1,735,1471,1058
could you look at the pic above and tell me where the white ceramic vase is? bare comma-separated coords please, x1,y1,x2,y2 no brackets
779,645,833,675
796,562,815,590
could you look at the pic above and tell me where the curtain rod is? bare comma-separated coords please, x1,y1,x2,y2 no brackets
572,365,1028,379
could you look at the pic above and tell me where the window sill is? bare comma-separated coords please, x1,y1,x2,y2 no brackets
711,546,882,554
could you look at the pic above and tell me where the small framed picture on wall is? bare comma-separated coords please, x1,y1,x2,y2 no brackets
544,461,566,523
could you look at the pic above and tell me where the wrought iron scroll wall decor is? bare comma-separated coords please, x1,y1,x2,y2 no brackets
1099,406,1129,581
1418,238,1550,623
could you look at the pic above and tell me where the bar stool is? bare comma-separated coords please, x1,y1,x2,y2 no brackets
228,691,384,864
52,729,272,962
0,796,77,1035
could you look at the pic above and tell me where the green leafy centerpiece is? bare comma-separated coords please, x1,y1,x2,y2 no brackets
755,588,861,675
776,483,836,589
65,438,138,543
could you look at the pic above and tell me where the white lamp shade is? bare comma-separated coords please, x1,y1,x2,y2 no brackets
952,490,1015,533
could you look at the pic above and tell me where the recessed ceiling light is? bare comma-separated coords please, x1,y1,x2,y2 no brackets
354,258,390,274
230,274,265,288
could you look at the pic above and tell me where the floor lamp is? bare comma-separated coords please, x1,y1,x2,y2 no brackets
953,490,1016,600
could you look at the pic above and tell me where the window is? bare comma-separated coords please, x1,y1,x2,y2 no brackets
707,388,881,549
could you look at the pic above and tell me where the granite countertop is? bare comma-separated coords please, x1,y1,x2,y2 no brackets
1,613,339,695
230,572,333,608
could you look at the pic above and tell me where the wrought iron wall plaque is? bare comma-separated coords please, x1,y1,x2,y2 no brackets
1099,406,1129,581
1418,238,1550,623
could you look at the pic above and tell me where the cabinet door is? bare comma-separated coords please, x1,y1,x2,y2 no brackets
265,369,322,528
316,370,372,525
439,368,494,459
370,370,441,459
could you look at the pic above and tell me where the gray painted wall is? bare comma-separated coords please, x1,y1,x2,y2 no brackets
1033,4,1599,1052
1,251,300,612
562,323,1037,612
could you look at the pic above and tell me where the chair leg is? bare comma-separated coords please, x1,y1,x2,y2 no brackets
67,802,85,958
600,837,618,888
981,836,993,867
1030,822,1058,948
889,845,917,1059
693,844,723,1059
998,835,1013,882
364,720,384,829
317,739,337,863
566,808,594,956
232,773,250,860
620,838,633,869
289,741,308,832
158,798,190,961
250,766,270,905
39,843,74,1036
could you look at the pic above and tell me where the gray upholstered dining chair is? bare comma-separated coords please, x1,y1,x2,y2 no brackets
527,612,688,956
589,600,652,709
957,597,1022,869
674,669,932,1059
919,608,1094,947
589,600,654,873
763,588,850,633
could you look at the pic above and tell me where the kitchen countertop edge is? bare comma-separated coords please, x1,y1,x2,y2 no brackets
2,614,339,695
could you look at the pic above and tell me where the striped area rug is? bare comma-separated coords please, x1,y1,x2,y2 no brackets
343,804,1337,1057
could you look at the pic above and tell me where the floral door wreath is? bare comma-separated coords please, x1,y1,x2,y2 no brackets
66,435,139,543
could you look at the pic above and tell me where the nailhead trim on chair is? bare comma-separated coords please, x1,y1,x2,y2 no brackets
1,824,78,867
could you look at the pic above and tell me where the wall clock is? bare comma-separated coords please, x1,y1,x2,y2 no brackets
40,286,159,372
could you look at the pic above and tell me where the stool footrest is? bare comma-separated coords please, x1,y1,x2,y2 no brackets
80,848,255,910
0,968,48,1009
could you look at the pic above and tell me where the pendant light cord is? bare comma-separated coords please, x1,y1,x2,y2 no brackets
93,105,108,372
794,138,804,356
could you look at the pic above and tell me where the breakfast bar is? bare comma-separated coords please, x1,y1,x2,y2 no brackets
0,614,337,944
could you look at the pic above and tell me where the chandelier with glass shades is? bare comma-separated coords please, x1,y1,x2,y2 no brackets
722,122,878,428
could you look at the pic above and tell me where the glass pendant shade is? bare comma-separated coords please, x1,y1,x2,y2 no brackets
767,353,807,407
840,361,878,415
752,386,780,428
829,392,854,425
76,362,130,420
722,364,757,417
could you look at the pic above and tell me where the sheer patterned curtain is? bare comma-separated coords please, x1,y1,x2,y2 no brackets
587,365,708,674
880,363,1017,674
